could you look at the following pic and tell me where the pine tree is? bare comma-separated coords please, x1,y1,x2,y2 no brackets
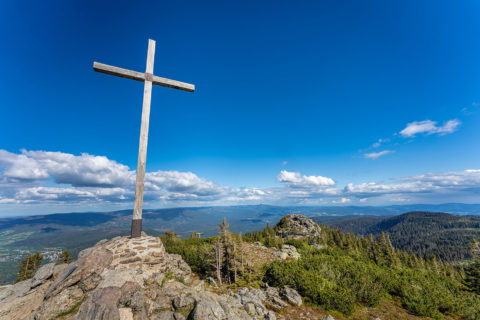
165,230,178,239
239,232,244,272
58,249,72,264
233,240,238,283
464,256,480,294
15,252,43,283
215,238,223,286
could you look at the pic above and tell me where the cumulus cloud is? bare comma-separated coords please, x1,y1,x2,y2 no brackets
343,169,480,199
146,171,227,196
276,170,335,188
399,169,480,188
364,150,394,160
0,150,49,180
400,119,461,138
0,149,231,205
0,150,133,187
1,149,480,208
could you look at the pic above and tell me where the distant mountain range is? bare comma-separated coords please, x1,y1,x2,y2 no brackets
0,203,479,284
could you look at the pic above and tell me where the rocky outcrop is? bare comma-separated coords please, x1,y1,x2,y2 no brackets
275,214,322,238
0,234,304,320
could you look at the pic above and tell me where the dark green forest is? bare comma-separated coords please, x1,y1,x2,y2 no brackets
163,220,480,320
321,211,480,262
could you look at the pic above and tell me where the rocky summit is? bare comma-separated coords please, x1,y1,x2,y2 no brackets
0,233,301,320
275,214,322,238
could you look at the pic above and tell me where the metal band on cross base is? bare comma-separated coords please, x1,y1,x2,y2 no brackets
131,219,143,238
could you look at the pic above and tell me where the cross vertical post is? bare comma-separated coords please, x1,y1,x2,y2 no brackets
131,39,155,238
93,39,195,239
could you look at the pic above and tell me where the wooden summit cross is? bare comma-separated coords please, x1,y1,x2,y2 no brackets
93,39,195,238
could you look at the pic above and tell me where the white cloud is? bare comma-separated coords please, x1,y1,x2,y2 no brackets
371,138,389,148
364,150,394,160
0,150,230,205
23,150,133,187
0,150,49,180
400,119,461,138
332,197,351,204
276,170,335,188
0,150,133,187
1,149,480,209
399,169,480,188
343,169,480,199
146,171,228,198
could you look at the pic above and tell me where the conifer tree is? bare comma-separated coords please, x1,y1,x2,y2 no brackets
165,230,178,239
215,238,223,286
464,239,480,294
217,217,239,284
15,252,43,283
239,232,244,271
464,256,480,294
58,249,72,264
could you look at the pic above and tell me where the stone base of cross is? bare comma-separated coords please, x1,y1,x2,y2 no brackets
93,39,195,237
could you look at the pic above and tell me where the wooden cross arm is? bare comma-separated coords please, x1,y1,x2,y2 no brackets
93,62,195,92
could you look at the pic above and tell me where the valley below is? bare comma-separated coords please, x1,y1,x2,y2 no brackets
1,204,480,285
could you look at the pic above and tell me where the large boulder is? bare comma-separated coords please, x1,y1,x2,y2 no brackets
274,244,301,260
30,263,55,288
275,214,322,238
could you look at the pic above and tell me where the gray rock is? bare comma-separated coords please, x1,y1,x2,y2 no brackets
275,214,322,238
244,302,256,314
156,295,174,309
207,277,218,287
321,315,335,320
70,287,121,320
274,245,301,260
265,310,277,320
280,286,302,306
0,279,33,301
263,286,279,297
173,295,194,309
119,282,144,311
31,263,55,288
77,247,93,260
152,310,175,320
190,300,226,320
269,296,288,309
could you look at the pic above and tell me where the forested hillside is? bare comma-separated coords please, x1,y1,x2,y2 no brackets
319,211,480,262
161,215,480,320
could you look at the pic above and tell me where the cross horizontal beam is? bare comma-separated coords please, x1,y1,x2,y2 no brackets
93,62,195,92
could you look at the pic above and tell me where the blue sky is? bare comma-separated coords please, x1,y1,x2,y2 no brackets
1,0,480,216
